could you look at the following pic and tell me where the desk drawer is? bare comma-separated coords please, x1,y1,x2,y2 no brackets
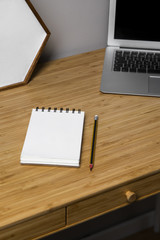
67,173,160,225
1,208,65,240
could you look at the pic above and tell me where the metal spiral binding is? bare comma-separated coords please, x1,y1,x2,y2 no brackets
35,107,81,113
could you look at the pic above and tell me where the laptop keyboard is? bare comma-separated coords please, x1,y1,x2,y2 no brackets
113,50,160,74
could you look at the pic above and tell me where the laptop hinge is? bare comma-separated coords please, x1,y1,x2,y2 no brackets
119,46,160,52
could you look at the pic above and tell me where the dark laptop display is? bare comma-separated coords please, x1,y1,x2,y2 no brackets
115,0,160,42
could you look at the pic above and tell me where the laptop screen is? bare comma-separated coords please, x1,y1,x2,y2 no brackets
114,0,160,42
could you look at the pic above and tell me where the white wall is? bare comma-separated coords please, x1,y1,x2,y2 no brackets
31,0,109,62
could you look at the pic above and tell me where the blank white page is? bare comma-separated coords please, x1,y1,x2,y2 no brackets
21,108,85,167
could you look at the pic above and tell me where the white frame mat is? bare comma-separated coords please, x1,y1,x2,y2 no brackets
0,0,50,90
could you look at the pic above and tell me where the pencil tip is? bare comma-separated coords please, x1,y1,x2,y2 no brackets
89,164,93,171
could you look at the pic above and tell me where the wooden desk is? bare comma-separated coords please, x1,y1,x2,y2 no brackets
0,49,160,240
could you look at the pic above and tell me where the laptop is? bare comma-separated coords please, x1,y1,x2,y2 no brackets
100,0,160,97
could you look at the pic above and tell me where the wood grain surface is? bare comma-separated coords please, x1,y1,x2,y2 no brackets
67,173,160,225
0,49,160,239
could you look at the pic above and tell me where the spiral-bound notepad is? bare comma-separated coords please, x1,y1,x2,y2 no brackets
20,107,85,167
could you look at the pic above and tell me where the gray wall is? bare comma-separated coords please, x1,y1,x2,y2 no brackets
31,0,109,62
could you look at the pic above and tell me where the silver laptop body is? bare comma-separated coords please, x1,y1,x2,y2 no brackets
101,0,160,97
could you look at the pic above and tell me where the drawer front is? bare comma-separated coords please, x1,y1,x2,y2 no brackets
67,173,160,225
1,208,65,240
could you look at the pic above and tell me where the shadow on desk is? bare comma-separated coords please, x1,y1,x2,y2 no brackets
41,195,157,240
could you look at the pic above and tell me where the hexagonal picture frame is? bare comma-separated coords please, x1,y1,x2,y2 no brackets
0,0,50,91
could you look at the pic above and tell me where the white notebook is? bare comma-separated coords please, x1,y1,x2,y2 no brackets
20,107,85,167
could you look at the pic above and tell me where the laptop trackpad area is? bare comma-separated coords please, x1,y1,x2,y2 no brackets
148,76,160,94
